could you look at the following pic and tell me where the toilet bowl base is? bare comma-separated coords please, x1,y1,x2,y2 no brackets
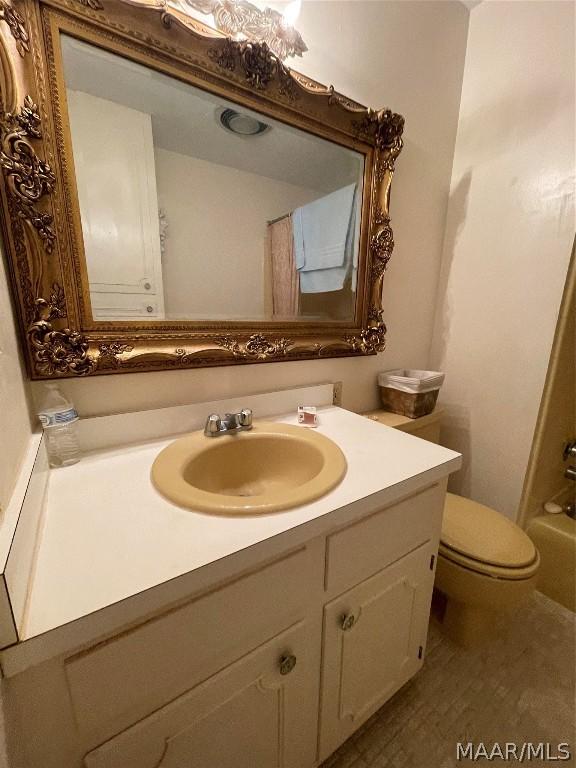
434,547,539,647
441,598,504,647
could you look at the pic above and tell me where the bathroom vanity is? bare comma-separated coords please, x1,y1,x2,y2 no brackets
0,0,461,762
0,386,461,768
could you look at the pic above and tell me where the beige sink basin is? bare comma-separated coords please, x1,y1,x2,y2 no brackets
151,421,347,515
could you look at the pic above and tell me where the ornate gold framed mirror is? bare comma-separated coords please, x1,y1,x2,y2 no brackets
0,0,404,378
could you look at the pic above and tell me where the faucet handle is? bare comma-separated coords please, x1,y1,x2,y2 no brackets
239,408,253,427
204,413,221,436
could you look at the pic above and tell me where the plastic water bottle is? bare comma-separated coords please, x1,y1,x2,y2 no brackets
37,383,81,467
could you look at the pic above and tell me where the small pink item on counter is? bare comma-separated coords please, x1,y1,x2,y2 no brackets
298,406,318,427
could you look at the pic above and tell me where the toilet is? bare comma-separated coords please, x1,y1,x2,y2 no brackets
365,408,541,646
435,492,540,646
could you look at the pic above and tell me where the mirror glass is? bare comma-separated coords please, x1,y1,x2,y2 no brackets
60,35,365,323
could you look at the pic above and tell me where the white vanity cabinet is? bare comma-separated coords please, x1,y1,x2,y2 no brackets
319,542,436,760
2,481,445,768
84,621,319,768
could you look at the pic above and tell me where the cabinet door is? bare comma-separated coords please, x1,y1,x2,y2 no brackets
84,621,319,768
319,542,435,761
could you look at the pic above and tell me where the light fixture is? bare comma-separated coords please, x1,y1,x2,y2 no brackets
219,108,270,136
174,0,307,60
281,0,301,28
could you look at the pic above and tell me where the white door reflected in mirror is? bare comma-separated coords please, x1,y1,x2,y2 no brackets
61,35,365,323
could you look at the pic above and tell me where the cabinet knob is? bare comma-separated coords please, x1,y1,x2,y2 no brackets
144,282,151,290
341,613,356,631
279,654,297,675
146,305,154,313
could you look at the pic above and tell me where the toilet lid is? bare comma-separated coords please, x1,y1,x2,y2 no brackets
441,493,537,568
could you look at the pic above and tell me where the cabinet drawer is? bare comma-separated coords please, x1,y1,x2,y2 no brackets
66,547,312,739
84,621,318,768
325,483,444,595
90,292,162,320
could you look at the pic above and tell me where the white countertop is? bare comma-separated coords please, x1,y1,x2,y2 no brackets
23,406,461,640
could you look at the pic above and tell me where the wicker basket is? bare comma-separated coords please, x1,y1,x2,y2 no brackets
377,369,444,419
378,386,440,419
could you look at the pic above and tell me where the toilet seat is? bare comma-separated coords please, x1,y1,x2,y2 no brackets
440,493,539,580
438,542,540,580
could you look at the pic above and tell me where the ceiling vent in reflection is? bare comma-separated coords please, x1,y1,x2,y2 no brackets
219,108,270,137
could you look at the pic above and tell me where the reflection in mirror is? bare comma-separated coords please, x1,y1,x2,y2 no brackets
61,36,365,323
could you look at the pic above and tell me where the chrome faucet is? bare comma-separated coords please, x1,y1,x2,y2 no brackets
204,408,253,437
563,440,576,461
562,440,576,481
565,502,576,519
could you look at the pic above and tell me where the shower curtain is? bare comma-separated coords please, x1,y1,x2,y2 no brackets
267,214,300,317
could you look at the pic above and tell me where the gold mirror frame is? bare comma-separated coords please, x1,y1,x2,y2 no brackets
0,0,404,378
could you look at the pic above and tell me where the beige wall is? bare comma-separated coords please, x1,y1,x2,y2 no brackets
155,148,320,320
31,0,469,416
0,246,34,513
429,0,575,520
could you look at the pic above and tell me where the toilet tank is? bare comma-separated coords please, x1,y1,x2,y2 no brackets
363,409,442,444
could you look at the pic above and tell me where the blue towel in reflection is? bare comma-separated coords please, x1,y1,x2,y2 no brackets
293,183,358,293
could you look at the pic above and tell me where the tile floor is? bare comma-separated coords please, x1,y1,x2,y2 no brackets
322,592,576,768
